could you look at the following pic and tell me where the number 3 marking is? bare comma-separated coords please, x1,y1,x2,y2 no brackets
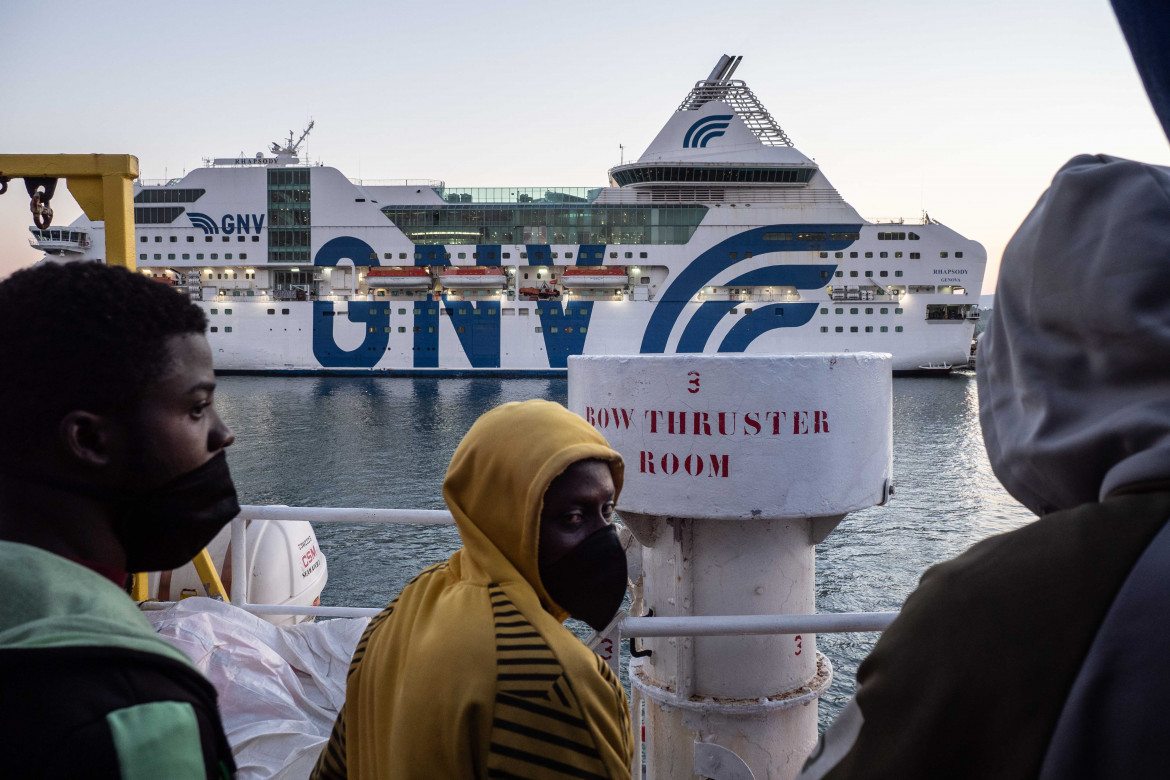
687,371,700,394
599,637,613,661
794,635,803,656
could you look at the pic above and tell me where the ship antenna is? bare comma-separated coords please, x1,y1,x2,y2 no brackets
270,120,315,156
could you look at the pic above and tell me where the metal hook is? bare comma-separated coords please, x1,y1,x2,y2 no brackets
25,177,57,230
30,193,53,229
0,175,9,196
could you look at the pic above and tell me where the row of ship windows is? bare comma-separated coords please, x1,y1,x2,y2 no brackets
133,239,955,260
142,235,260,243
360,325,589,334
141,254,249,262
210,323,905,335
823,307,904,315
324,308,594,317
838,270,903,278
400,250,651,261
209,309,290,315
820,251,963,259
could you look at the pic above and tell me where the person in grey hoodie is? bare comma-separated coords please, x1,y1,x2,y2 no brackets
799,1,1170,777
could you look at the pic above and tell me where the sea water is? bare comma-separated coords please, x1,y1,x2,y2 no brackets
214,373,1033,729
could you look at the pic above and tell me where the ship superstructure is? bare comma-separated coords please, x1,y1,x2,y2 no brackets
30,56,985,374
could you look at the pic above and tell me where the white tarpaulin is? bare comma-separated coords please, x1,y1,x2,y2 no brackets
146,599,367,779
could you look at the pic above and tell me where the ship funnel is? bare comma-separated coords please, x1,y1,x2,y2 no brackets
706,54,742,82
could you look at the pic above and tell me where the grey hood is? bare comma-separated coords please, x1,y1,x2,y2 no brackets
978,154,1170,515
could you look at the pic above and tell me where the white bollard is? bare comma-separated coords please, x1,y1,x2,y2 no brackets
569,353,892,780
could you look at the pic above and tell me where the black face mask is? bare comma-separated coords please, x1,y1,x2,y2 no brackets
540,524,628,632
114,451,240,572
4,451,240,572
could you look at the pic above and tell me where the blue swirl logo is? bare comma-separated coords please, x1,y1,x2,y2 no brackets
187,212,220,235
683,115,733,148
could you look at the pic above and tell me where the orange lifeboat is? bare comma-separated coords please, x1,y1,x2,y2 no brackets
438,265,508,289
560,266,629,288
365,267,433,289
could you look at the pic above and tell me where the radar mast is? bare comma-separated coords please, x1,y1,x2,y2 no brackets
270,120,315,161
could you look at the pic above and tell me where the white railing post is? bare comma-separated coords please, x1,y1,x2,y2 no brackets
230,515,248,606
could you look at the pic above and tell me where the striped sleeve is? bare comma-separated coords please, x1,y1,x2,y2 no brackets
487,584,613,780
310,562,450,780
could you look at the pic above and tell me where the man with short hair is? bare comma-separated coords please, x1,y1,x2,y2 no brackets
312,399,633,779
0,261,239,779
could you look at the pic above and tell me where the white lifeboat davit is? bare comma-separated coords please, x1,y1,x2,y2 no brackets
365,267,433,289
439,265,508,289
560,266,629,288
146,518,328,626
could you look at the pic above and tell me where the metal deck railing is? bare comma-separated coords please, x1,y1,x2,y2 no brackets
140,504,899,636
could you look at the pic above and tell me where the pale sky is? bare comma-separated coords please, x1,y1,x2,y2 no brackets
2,0,1166,293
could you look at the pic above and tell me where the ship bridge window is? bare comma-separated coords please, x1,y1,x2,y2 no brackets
909,232,920,240
134,188,206,204
877,232,906,240
611,166,815,186
830,232,860,241
134,207,185,225
796,232,827,241
381,204,706,246
763,232,793,241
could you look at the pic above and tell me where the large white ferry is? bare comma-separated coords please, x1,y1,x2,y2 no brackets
31,56,984,375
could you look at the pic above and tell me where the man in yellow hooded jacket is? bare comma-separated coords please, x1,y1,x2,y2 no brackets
312,399,633,779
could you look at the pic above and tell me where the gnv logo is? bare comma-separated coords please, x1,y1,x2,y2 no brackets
187,212,266,235
683,114,732,148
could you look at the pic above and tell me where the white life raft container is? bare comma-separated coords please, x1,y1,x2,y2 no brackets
146,518,328,626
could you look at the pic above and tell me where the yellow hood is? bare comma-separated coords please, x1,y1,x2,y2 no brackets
312,400,634,780
443,399,624,620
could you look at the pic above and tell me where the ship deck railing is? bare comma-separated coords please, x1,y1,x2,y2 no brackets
140,504,899,636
